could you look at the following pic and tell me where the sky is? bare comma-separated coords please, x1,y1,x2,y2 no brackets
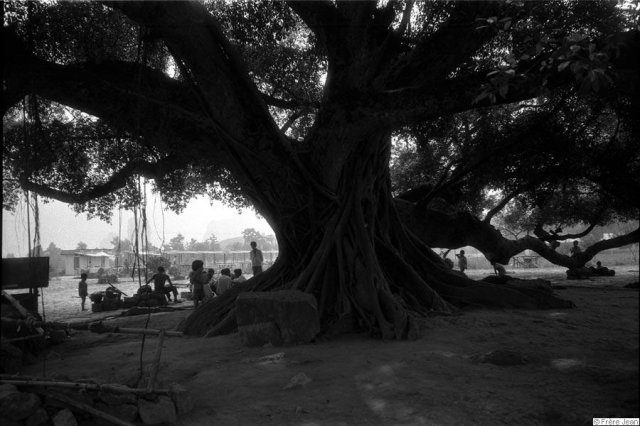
1,194,274,257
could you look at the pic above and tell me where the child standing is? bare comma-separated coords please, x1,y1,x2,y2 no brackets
455,250,468,274
78,273,88,311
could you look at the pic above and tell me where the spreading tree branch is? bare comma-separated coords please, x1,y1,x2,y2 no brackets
18,156,186,205
397,198,640,269
387,1,502,89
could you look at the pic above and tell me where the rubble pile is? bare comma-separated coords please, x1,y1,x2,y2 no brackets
0,380,192,426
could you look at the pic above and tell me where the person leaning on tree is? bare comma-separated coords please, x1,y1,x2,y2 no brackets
249,241,264,276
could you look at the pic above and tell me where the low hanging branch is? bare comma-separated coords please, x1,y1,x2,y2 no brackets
17,156,186,206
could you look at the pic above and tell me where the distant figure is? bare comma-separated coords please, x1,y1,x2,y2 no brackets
206,269,217,294
189,260,207,308
146,267,178,302
491,260,507,277
78,273,88,311
569,241,582,258
455,250,468,273
589,261,616,276
250,241,264,276
216,268,233,295
232,268,247,283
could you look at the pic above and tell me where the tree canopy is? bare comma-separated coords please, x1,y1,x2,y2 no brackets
3,1,639,338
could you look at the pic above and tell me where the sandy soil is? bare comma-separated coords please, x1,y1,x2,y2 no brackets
17,267,640,425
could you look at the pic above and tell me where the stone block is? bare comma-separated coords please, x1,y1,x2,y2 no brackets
0,391,42,420
236,290,320,347
138,395,176,425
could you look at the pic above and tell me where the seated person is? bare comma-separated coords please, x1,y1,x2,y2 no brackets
216,268,233,295
589,261,616,276
164,282,179,302
232,268,247,283
491,260,508,277
482,259,511,284
207,269,217,294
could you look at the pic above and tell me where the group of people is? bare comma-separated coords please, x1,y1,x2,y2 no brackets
189,241,264,307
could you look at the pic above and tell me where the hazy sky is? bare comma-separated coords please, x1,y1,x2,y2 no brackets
2,194,273,257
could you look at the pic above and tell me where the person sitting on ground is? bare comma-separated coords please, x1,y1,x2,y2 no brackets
589,261,616,276
203,276,215,299
491,260,508,277
146,266,178,302
206,268,218,294
232,268,247,283
216,268,233,295
189,260,208,308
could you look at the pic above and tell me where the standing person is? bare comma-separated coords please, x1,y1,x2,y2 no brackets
78,273,88,311
216,268,233,295
189,260,207,308
570,240,582,258
249,241,264,276
455,250,468,274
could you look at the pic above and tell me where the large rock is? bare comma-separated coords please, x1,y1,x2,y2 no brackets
236,290,320,347
25,407,49,426
0,383,20,404
0,342,24,374
138,395,176,425
51,408,77,426
0,391,42,420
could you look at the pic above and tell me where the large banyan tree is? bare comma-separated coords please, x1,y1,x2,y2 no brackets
3,1,638,338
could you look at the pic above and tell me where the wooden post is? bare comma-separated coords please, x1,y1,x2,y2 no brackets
0,376,169,395
147,328,165,392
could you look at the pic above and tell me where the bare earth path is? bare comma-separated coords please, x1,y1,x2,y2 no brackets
20,268,639,425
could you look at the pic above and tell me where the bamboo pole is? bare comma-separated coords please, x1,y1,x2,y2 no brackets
47,391,137,426
0,376,169,395
1,334,45,343
147,329,165,392
0,318,183,337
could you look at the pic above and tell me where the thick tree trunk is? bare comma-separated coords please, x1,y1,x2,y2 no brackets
180,124,574,339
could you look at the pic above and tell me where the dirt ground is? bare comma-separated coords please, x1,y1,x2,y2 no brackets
18,268,640,425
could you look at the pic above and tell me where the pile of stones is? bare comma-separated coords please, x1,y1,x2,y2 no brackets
0,381,192,426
